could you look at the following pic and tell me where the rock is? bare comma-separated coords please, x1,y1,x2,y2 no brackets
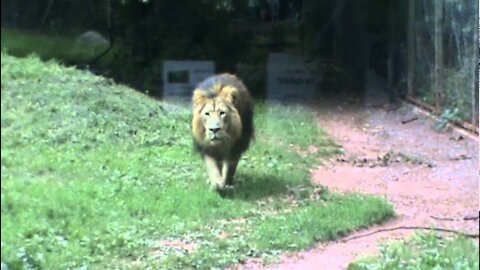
74,30,110,55
75,30,109,47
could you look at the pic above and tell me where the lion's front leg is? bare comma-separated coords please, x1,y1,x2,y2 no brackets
222,158,239,187
204,155,225,190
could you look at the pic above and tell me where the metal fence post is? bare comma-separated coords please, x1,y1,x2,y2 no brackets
407,0,415,97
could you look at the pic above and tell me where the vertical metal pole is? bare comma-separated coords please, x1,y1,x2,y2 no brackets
473,0,479,127
407,0,415,97
434,0,443,112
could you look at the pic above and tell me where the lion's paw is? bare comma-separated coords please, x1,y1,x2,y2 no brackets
216,184,234,197
209,181,226,191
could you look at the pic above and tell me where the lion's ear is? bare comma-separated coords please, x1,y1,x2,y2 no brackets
192,89,207,108
220,86,238,105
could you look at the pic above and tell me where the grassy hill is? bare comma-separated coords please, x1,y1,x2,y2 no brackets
1,53,394,269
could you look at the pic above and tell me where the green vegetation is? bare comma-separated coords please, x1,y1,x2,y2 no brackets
1,53,394,269
1,29,115,66
442,67,474,122
348,232,479,270
417,66,474,125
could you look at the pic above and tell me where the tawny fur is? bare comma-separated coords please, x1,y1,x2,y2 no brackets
191,73,254,191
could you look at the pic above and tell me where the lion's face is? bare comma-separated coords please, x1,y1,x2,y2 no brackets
192,91,243,150
198,99,233,145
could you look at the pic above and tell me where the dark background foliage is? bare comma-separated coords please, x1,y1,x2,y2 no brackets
2,0,478,124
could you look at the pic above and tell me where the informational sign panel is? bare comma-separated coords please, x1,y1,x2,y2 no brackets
163,60,215,97
267,53,316,100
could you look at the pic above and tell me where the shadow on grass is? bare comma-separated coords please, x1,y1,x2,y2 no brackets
222,172,304,201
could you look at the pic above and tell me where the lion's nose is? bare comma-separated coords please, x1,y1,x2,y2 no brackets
209,127,221,133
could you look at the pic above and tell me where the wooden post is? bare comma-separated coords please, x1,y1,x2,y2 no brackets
433,0,443,112
407,0,415,97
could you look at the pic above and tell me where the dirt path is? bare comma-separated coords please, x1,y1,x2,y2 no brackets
245,99,479,270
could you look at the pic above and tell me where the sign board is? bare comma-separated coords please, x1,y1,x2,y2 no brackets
267,53,316,100
163,60,215,98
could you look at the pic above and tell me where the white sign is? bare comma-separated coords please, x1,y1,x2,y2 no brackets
163,60,215,97
267,53,316,100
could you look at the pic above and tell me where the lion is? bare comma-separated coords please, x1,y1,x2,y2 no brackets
192,73,254,191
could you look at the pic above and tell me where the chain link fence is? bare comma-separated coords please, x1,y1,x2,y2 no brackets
406,0,478,131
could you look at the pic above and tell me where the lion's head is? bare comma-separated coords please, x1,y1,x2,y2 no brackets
192,84,242,150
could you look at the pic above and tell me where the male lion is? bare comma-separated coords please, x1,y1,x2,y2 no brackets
192,73,254,191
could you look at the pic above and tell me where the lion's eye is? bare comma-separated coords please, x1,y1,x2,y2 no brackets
219,111,226,116
204,112,210,116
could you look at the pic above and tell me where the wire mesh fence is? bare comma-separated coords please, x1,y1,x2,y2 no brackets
406,0,479,130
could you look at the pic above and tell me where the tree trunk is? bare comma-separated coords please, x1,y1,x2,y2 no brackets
387,0,395,98
347,0,368,97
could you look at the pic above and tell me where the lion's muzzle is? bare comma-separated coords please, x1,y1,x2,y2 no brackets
209,127,221,133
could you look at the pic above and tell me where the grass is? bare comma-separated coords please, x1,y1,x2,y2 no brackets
348,232,479,270
1,28,115,66
1,53,394,269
